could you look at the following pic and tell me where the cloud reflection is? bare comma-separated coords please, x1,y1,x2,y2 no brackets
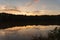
0,25,60,40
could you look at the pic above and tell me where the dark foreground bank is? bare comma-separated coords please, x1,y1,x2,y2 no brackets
0,13,60,29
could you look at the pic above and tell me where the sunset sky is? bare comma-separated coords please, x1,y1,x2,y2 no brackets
0,0,60,11
0,0,60,15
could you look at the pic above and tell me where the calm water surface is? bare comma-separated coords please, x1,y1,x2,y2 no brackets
0,25,60,40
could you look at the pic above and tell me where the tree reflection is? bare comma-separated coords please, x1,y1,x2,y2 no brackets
32,27,60,40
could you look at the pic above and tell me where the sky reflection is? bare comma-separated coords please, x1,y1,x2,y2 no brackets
0,25,60,40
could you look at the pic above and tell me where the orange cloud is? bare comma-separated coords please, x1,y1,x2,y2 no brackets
33,0,39,3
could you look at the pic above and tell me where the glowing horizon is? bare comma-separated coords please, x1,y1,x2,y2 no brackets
0,8,60,16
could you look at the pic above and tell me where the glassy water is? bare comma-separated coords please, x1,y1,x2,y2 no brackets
0,25,60,40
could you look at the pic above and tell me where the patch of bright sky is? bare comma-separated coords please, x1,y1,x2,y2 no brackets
0,0,60,11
